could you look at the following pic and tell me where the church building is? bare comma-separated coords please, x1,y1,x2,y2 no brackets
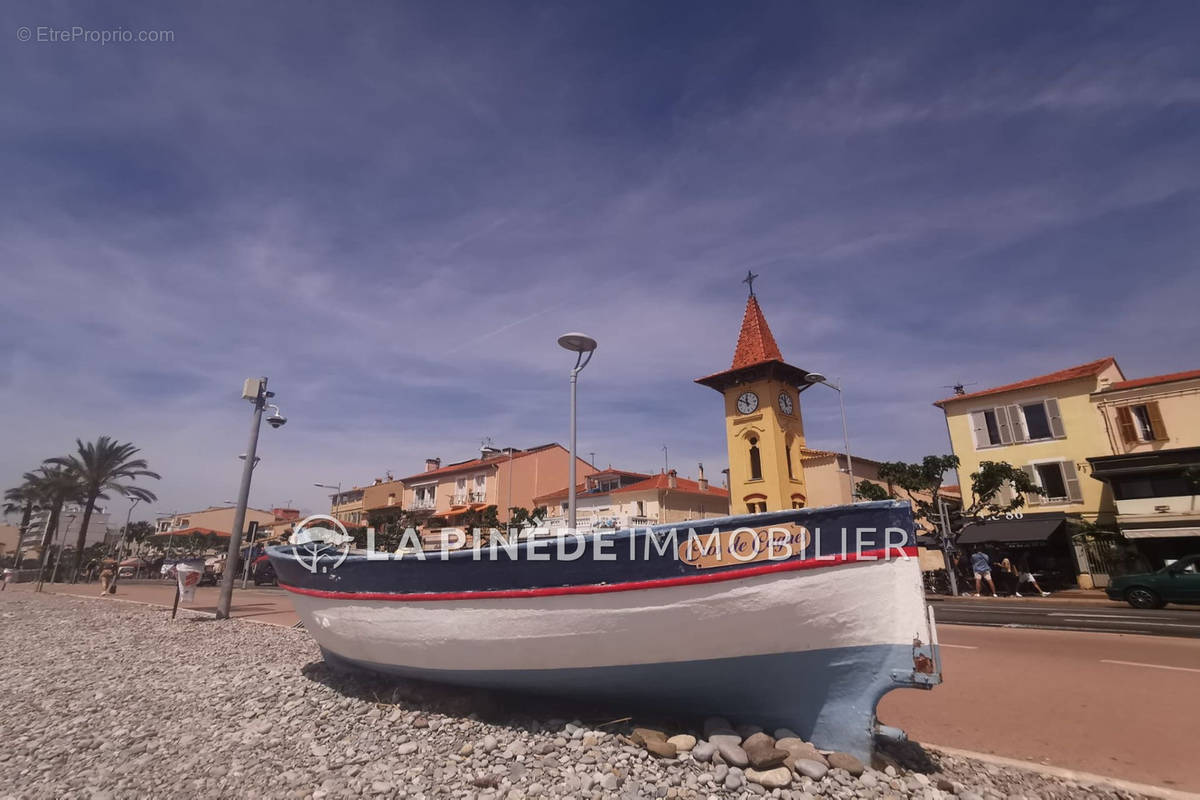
696,277,815,514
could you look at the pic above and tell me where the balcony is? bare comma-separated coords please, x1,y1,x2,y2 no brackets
412,498,436,510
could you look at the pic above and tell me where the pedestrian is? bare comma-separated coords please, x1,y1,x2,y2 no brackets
99,560,116,596
970,548,998,597
1014,554,1051,597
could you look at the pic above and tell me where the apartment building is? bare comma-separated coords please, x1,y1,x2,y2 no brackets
537,467,730,532
396,443,596,523
1087,369,1200,568
936,357,1125,587
155,506,278,536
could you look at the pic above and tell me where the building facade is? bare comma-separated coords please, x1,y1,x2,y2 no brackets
936,357,1126,587
393,443,597,523
155,506,278,536
696,289,815,514
537,467,730,532
1087,369,1200,568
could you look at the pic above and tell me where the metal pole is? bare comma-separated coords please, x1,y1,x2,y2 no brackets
33,509,55,593
216,378,268,619
939,498,959,597
240,521,260,589
49,515,75,585
109,497,140,593
835,378,856,500
568,366,578,532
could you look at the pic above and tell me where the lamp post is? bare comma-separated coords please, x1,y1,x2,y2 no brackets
804,373,857,502
48,512,77,585
314,482,342,520
108,494,142,592
216,377,287,620
557,332,597,532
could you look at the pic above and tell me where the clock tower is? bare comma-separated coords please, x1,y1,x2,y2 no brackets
695,276,813,513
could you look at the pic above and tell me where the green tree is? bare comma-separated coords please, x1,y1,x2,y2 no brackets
507,506,548,530
4,477,43,565
122,520,156,554
854,455,1042,534
22,466,84,557
45,437,160,583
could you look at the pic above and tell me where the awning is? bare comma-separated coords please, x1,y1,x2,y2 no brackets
1123,527,1200,540
957,516,1065,545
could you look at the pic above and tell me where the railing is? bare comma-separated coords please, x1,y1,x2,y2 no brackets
412,499,436,510
469,491,487,503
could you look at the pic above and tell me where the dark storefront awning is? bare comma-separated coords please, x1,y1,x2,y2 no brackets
957,515,1066,545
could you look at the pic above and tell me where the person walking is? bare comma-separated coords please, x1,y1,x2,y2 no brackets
98,559,116,596
1014,554,1051,597
970,548,998,597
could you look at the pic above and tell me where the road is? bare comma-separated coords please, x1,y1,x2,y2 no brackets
930,596,1200,638
18,582,1200,793
880,623,1200,793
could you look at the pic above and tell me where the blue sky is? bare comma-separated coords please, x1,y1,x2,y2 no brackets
2,2,1199,520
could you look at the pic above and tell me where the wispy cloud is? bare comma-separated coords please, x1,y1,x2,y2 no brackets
2,2,1198,517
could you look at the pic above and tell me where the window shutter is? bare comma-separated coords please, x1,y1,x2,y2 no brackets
994,481,1014,507
1062,461,1083,503
995,407,1012,444
1045,398,1066,438
969,411,987,448
1146,401,1169,442
1021,465,1041,505
1006,405,1027,442
1115,406,1137,444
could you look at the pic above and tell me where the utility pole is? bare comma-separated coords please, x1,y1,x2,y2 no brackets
938,497,959,597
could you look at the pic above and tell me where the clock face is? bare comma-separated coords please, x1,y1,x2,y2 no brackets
778,391,794,415
736,391,759,414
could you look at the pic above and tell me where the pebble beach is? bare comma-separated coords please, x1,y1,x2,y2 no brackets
0,591,1153,800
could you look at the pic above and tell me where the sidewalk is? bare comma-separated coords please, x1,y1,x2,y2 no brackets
926,588,1120,606
4,579,301,626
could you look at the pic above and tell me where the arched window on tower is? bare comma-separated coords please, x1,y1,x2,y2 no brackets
748,436,763,481
785,435,794,480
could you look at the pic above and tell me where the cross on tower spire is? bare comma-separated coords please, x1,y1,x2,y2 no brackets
742,269,759,297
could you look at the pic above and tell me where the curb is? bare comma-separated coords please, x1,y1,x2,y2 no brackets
925,595,1122,607
926,744,1200,800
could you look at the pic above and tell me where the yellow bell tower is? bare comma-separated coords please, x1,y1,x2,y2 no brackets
695,274,814,513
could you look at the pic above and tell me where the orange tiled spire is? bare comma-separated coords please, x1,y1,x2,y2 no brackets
730,294,783,369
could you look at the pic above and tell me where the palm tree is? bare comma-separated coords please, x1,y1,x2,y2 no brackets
21,466,84,578
45,437,159,583
3,479,40,565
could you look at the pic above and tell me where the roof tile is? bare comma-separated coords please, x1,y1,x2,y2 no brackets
933,357,1117,407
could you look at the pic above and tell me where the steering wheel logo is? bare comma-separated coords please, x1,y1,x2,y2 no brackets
289,515,352,574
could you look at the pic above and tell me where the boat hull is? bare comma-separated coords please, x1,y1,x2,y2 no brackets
270,501,940,758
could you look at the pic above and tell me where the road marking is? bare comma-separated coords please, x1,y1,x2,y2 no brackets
1100,659,1200,674
1057,618,1200,628
938,643,978,650
1046,618,1166,623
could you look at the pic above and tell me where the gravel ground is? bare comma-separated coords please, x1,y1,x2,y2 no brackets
0,591,1155,800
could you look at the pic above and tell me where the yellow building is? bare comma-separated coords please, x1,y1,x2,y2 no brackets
935,357,1126,587
1087,368,1200,568
696,287,814,514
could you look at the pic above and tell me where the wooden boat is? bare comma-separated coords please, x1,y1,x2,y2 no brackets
267,500,941,758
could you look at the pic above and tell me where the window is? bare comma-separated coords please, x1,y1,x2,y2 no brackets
785,435,794,479
1022,461,1082,505
1022,403,1052,440
970,399,1065,449
747,501,767,513
748,437,763,481
1112,473,1191,500
1117,403,1168,444
413,485,436,509
791,500,804,509
636,500,644,517
472,474,486,502
983,410,1002,446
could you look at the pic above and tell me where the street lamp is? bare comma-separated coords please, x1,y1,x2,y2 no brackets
216,377,286,620
108,494,142,592
314,482,342,519
47,512,77,585
557,332,597,533
804,373,857,502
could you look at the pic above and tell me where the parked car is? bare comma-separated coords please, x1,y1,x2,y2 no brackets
1106,554,1200,608
251,554,277,586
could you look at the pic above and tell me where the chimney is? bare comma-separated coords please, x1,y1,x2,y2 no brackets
667,469,678,489
373,478,382,486
697,462,708,492
425,458,441,472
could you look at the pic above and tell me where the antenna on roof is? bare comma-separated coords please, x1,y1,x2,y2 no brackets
942,381,977,396
662,444,669,473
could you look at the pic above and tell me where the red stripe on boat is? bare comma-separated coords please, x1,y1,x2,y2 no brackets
279,546,917,602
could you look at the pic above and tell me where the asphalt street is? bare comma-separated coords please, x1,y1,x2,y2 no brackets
930,597,1200,638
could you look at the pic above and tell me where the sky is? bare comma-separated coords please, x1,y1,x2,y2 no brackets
2,2,1199,522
